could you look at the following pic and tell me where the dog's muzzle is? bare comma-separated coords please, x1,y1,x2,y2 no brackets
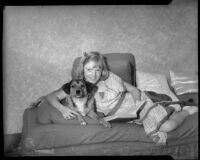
76,90,81,95
75,90,85,98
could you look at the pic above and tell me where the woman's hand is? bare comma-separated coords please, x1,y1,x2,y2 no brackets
45,89,80,119
60,107,80,120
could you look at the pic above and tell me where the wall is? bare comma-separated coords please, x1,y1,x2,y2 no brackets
3,1,197,134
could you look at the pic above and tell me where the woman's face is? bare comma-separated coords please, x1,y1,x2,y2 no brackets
84,60,102,84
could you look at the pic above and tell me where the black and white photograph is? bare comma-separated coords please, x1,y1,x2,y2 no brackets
3,1,198,158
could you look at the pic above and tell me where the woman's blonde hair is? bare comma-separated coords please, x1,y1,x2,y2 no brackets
74,51,109,81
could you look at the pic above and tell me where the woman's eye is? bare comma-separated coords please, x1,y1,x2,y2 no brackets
71,85,75,88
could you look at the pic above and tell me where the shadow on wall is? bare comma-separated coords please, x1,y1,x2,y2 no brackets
3,1,197,134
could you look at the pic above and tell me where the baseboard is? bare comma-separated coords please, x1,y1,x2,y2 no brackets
4,133,22,153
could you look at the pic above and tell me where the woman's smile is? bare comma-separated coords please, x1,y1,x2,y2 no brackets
84,61,102,84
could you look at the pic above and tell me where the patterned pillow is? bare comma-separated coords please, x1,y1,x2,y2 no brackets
170,70,198,95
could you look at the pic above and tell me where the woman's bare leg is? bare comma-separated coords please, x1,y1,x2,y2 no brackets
159,106,198,132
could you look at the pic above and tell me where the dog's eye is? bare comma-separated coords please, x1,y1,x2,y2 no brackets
71,85,75,88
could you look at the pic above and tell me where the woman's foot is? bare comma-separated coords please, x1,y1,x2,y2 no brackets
182,106,198,115
151,131,167,145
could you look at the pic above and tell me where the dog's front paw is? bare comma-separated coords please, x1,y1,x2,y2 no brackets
80,121,87,125
99,119,111,128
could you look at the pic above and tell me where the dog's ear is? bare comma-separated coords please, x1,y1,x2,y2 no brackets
85,81,98,96
62,80,72,94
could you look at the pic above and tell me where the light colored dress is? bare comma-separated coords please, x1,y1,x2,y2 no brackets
94,72,168,144
95,72,138,115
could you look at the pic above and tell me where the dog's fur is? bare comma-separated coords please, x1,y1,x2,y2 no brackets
62,79,111,128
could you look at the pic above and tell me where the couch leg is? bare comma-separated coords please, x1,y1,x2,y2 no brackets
4,133,22,155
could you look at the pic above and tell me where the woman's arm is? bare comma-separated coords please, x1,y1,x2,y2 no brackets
104,71,141,100
123,81,141,101
46,88,79,119
46,88,66,111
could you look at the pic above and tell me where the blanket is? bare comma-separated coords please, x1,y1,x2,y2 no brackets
133,91,181,145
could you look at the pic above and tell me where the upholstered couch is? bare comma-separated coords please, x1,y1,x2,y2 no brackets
17,53,198,159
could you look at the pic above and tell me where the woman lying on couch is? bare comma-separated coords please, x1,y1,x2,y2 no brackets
32,51,198,144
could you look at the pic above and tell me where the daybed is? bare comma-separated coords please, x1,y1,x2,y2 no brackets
18,53,198,159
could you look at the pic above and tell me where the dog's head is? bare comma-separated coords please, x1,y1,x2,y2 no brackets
63,79,98,98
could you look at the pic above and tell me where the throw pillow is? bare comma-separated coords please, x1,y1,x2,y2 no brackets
136,70,180,111
169,70,198,95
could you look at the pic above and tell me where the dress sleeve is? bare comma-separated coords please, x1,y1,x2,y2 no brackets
105,72,125,92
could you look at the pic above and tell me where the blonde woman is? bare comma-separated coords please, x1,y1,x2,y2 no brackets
33,51,198,144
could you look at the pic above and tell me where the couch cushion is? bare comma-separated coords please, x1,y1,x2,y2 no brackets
36,100,103,125
20,104,152,151
71,53,136,86
19,102,198,151
177,93,198,106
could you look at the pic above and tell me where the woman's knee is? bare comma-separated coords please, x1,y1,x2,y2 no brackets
159,120,178,132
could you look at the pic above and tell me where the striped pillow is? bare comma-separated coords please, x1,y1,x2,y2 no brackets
170,70,198,95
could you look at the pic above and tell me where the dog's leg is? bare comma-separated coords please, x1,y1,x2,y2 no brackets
76,115,87,125
86,97,111,128
88,111,111,128
66,96,87,125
